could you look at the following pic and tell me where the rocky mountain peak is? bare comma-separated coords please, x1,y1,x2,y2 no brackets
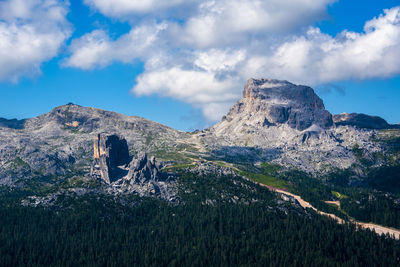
333,112,390,129
243,78,293,99
220,78,333,131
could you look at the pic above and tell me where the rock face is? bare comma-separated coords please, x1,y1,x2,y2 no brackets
0,79,397,199
210,78,338,148
90,133,165,185
127,154,164,183
333,113,390,129
117,153,175,197
236,78,333,130
205,78,385,173
90,133,174,199
0,103,188,186
90,134,130,184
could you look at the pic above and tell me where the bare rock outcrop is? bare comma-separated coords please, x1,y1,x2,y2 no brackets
237,78,333,130
127,154,164,183
90,133,176,199
90,133,130,184
206,78,384,173
333,113,390,129
0,102,188,187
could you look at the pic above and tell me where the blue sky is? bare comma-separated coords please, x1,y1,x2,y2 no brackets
0,0,400,131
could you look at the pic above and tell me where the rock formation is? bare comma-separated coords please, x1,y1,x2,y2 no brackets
90,133,168,189
0,102,186,195
229,78,333,130
0,79,398,194
333,113,390,129
90,134,130,184
205,78,384,173
127,153,164,183
210,78,338,148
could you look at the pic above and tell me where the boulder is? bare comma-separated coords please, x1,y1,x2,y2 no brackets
127,153,164,183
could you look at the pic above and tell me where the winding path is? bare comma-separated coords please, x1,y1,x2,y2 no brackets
260,183,400,239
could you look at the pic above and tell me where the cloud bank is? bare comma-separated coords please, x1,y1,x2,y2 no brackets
64,2,400,122
245,7,400,85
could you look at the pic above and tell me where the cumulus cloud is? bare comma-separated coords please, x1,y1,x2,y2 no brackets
134,67,241,121
67,0,336,121
129,48,246,121
194,49,246,72
244,7,400,85
64,22,167,69
85,0,335,44
0,0,71,82
174,0,336,48
69,1,400,122
133,7,400,121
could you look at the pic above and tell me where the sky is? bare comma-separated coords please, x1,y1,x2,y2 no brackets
0,0,400,131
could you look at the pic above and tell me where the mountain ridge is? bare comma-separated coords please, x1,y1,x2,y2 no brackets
0,78,399,195
0,85,396,132
1,79,400,266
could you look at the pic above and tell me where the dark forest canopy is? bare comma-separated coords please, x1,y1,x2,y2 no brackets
1,173,400,267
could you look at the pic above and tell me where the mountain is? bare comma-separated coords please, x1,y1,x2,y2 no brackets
0,103,190,201
1,78,400,266
201,78,395,173
1,79,398,189
333,112,391,129
237,78,333,130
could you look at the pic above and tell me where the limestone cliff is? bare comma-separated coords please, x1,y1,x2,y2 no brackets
225,78,333,131
89,133,175,199
90,134,130,184
205,78,384,173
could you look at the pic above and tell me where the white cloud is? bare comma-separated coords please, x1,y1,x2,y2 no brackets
174,0,336,48
131,49,246,122
0,0,71,82
83,0,197,17
133,67,241,121
68,0,336,121
70,1,400,122
84,0,335,47
134,67,240,103
64,22,167,69
134,6,400,121
245,7,400,85
194,49,246,72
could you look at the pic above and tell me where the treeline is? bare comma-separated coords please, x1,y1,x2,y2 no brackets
243,163,400,229
328,166,400,229
340,191,400,228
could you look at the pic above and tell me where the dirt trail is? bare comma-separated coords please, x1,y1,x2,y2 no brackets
259,183,400,239
325,200,340,207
